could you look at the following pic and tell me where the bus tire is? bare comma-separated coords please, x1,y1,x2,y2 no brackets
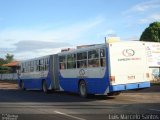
79,80,87,98
42,80,48,93
19,80,25,90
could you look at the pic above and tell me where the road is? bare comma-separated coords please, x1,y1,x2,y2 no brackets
0,81,160,120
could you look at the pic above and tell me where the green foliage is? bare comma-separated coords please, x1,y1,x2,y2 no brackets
0,53,14,73
0,66,11,73
140,21,160,42
5,53,14,63
0,58,7,66
0,53,14,66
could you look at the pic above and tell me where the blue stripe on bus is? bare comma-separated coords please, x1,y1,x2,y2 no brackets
138,82,150,88
23,78,43,89
109,81,150,92
20,77,50,90
59,77,110,94
18,72,52,90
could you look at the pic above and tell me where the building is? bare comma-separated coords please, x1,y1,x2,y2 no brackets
2,61,19,73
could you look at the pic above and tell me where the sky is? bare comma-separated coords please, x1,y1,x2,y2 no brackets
0,0,160,60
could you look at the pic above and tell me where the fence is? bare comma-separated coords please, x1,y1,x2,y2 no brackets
0,73,18,80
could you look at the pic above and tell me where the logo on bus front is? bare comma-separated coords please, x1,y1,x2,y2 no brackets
122,49,135,57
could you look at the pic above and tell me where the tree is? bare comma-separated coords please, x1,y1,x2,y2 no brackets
5,53,14,63
0,54,14,73
0,58,7,66
0,58,11,73
140,21,160,42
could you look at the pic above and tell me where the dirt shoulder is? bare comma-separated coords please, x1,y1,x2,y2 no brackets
0,80,18,89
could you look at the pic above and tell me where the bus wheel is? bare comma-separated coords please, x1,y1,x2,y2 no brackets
42,80,48,93
20,80,25,90
79,80,87,98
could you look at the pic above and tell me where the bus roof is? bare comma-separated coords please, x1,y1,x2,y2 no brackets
20,54,52,63
58,43,106,56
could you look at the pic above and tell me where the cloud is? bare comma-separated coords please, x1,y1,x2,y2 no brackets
121,0,160,27
123,0,160,14
14,40,71,52
14,48,63,60
0,48,14,53
138,13,160,24
0,16,104,45
0,39,72,60
0,16,104,42
0,16,104,59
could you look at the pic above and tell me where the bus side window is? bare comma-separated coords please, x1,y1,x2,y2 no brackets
100,49,106,67
77,52,87,68
100,58,106,67
59,56,66,70
88,49,99,59
26,62,29,72
88,49,99,68
46,58,49,70
77,61,87,68
40,59,44,71
38,60,41,71
88,59,99,67
21,63,24,73
100,49,105,57
77,52,87,60
30,61,34,72
60,63,66,69
44,58,47,71
67,54,76,69
22,68,25,73
35,60,39,71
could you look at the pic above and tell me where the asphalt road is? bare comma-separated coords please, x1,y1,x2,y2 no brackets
0,81,160,120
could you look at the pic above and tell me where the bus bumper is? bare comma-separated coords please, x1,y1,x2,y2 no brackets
109,81,150,92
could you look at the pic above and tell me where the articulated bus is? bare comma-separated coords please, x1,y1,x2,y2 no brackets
18,41,150,97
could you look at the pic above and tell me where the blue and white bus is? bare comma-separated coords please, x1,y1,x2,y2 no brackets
18,55,59,93
18,41,150,97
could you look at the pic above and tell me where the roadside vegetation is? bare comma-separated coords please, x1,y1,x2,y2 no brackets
140,21,160,42
0,53,14,73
